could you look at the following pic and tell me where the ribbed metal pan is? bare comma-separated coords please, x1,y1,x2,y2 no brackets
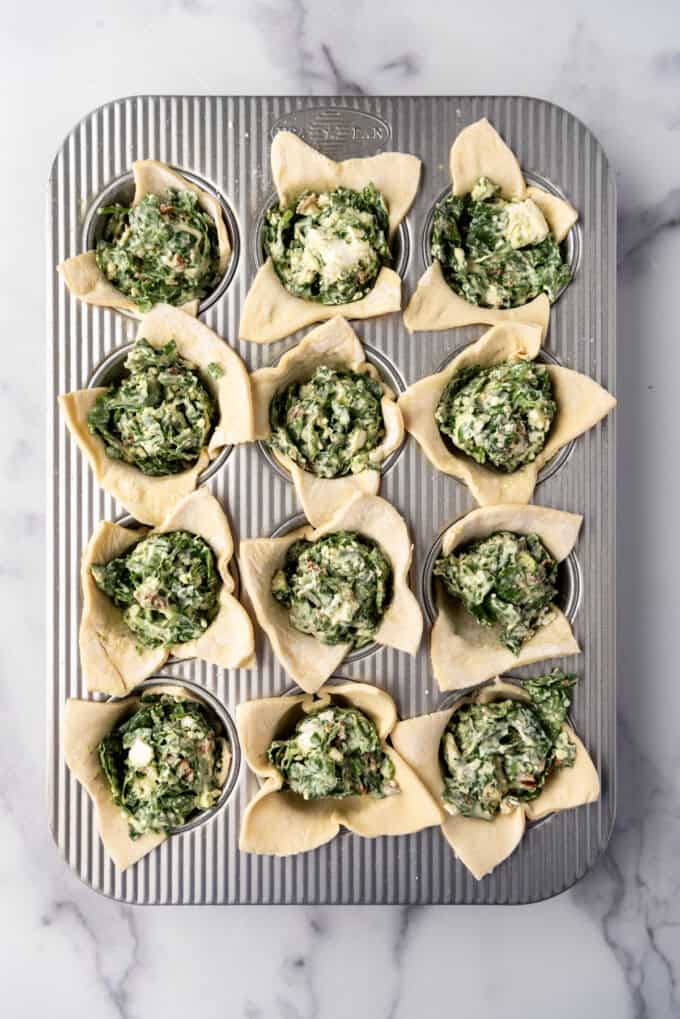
47,95,616,904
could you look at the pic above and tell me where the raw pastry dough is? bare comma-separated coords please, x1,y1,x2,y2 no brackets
59,304,254,525
79,487,255,695
240,493,422,693
63,682,231,870
430,504,582,690
404,118,577,335
398,321,616,506
239,131,421,343
250,316,404,525
58,159,231,317
238,680,442,855
391,677,599,879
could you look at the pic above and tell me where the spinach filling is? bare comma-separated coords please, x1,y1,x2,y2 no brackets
87,339,215,476
98,692,226,838
434,531,558,655
91,530,220,649
268,704,397,801
271,531,392,649
268,364,385,478
435,360,556,472
431,176,571,308
96,188,221,311
263,185,391,305
440,669,577,820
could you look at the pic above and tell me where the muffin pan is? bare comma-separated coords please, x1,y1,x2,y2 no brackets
47,95,616,904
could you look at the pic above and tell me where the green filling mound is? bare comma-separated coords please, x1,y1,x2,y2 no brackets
271,531,392,649
269,364,385,478
440,670,577,820
96,188,220,310
435,360,556,472
431,176,571,308
87,339,215,476
98,692,226,838
264,185,391,305
91,529,220,649
434,530,558,655
268,704,397,800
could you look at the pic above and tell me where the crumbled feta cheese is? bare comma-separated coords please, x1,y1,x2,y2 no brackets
504,198,550,250
305,227,372,284
484,284,501,307
471,177,498,202
128,737,154,769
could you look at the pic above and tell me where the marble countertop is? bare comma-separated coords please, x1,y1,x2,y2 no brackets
3,1,679,1016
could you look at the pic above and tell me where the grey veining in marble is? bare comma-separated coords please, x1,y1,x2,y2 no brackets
2,0,679,1016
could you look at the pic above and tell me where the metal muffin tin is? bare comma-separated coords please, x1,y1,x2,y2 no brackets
47,95,616,905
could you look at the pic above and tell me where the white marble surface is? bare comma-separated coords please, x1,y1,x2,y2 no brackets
2,1,679,1016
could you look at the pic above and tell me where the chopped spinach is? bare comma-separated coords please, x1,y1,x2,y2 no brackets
434,531,558,655
435,360,556,472
91,530,220,649
431,176,571,308
440,669,577,820
271,531,392,649
268,704,397,800
87,339,215,476
264,185,391,305
522,668,577,741
98,692,226,838
96,188,221,311
268,364,385,478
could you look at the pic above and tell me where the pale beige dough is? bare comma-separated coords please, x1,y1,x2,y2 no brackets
450,118,526,200
430,504,582,690
391,677,599,879
404,118,578,334
63,683,232,870
239,493,423,693
59,304,254,525
79,487,255,695
239,131,421,342
398,321,616,506
58,159,231,317
238,680,442,855
250,316,404,526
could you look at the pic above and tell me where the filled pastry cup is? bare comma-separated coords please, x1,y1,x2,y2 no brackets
79,487,255,696
251,316,404,526
239,131,421,343
240,493,423,693
391,677,599,879
404,117,579,335
430,504,582,690
59,304,254,526
63,678,237,870
58,159,231,317
398,321,616,506
237,680,442,856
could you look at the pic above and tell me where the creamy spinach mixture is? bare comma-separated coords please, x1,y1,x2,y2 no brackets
98,692,226,838
268,365,385,478
91,530,220,649
431,176,571,308
271,532,392,649
87,339,215,476
263,186,391,305
435,360,556,472
440,669,577,820
96,188,220,311
434,531,558,654
268,704,397,800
